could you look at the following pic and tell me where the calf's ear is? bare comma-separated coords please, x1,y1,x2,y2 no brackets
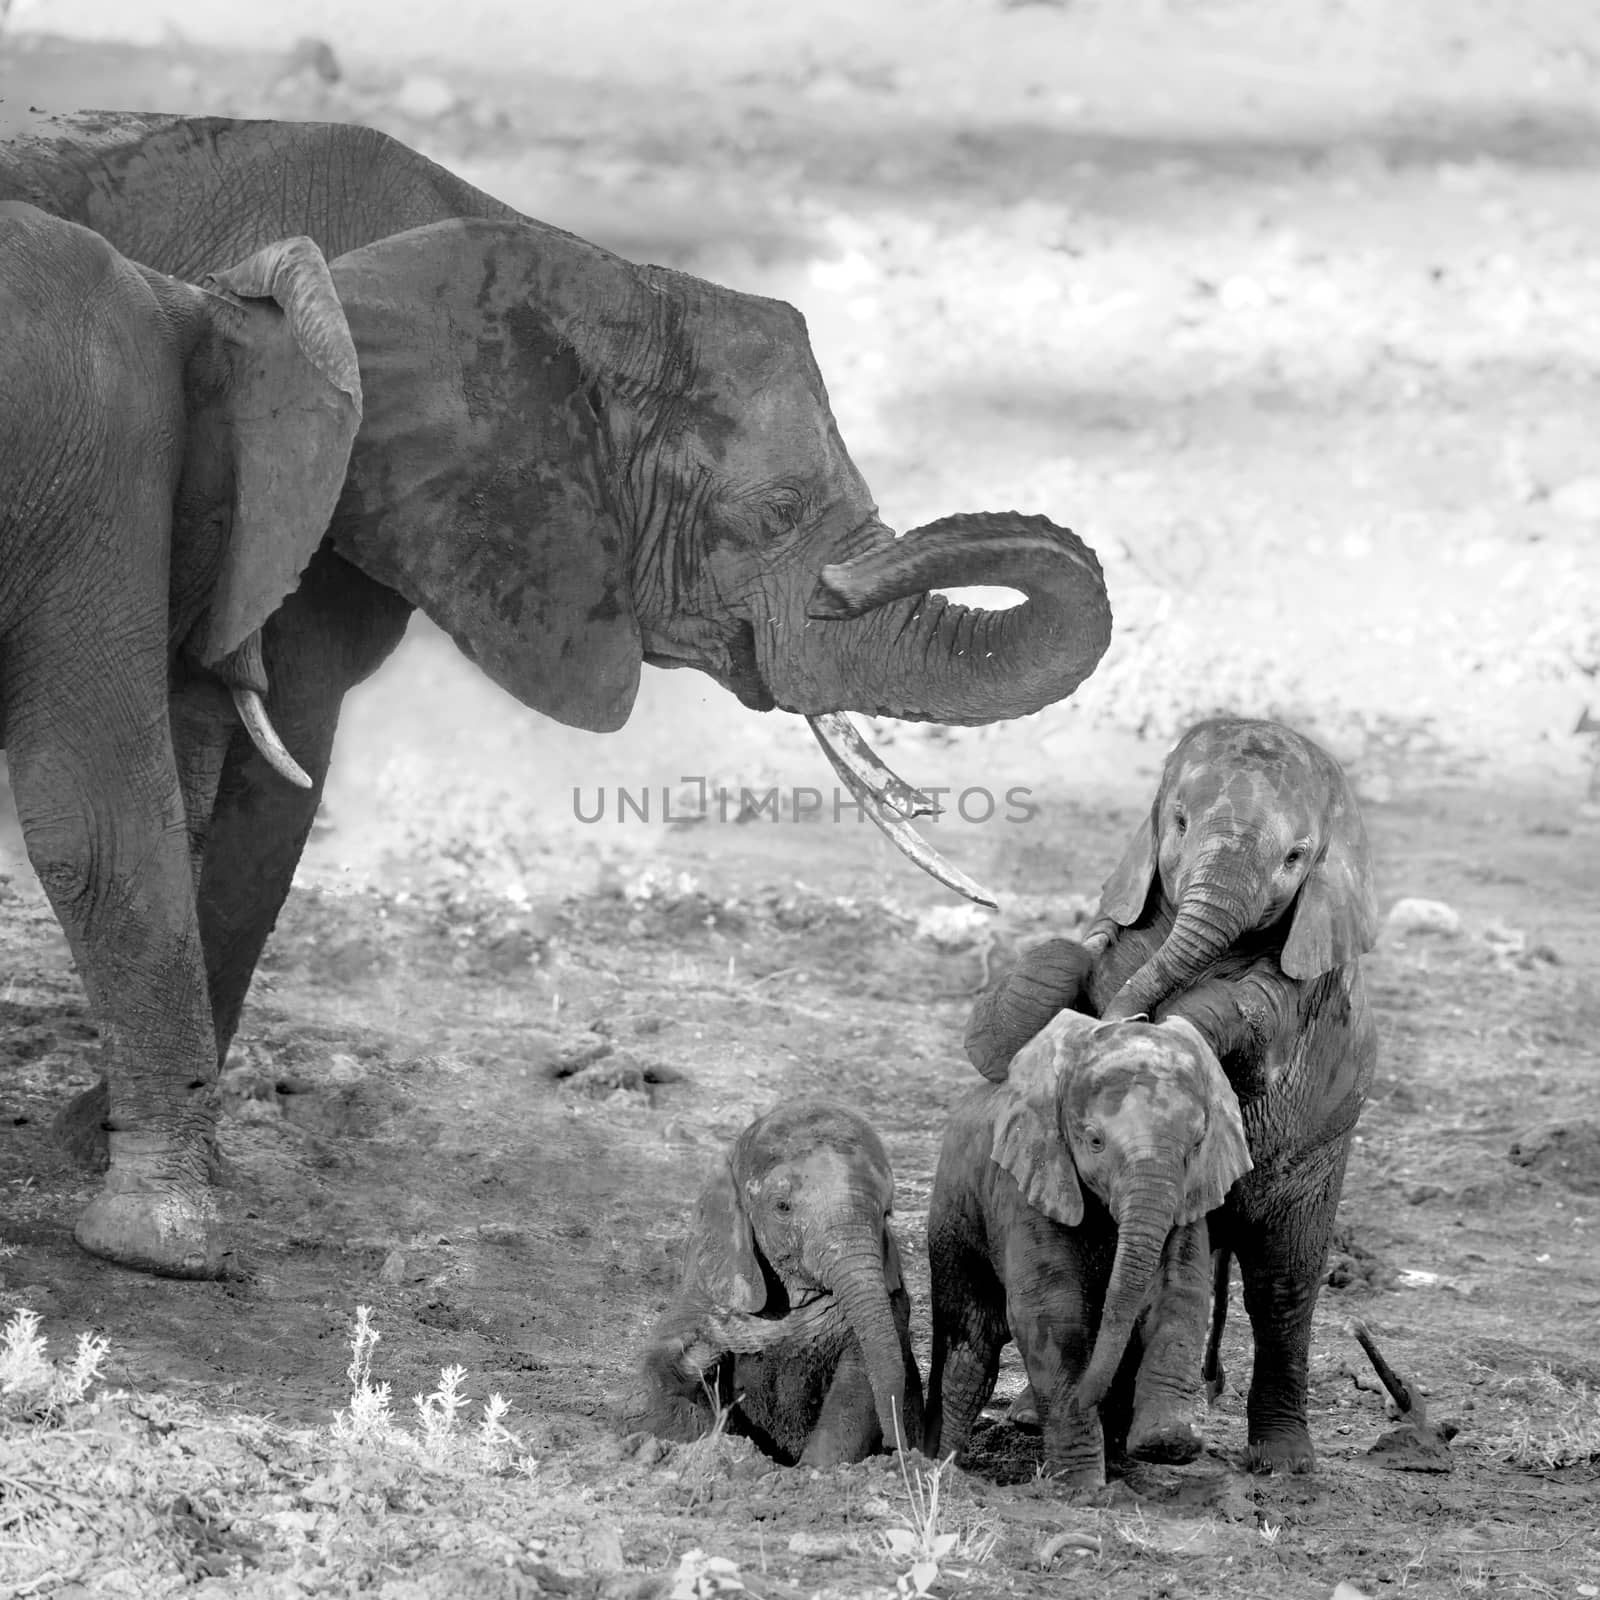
683,1159,766,1314
1282,764,1378,979
988,1009,1101,1227
1158,1016,1253,1223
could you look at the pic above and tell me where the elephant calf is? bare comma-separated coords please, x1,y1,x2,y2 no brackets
629,1098,923,1467
966,715,1380,1474
927,1011,1250,1488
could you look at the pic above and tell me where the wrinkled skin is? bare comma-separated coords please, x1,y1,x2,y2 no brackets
0,110,1112,1277
966,717,1379,1474
0,205,362,1274
626,1100,923,1467
925,1013,1249,1488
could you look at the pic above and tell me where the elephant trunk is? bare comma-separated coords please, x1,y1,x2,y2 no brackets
1072,1170,1181,1415
1105,842,1265,1022
821,1225,914,1454
784,511,1112,727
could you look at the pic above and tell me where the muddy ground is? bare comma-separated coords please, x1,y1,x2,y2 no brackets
3,5,1600,1598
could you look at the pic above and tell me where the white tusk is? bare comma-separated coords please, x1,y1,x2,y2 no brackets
806,711,999,909
231,688,313,790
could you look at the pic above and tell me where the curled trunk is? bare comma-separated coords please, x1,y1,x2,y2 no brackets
789,511,1112,726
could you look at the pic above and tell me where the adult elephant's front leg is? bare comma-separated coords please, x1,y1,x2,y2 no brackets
1232,1142,1352,1474
198,550,412,1056
7,610,224,1276
49,677,250,1171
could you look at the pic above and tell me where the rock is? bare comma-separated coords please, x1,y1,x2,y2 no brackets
1383,897,1462,938
786,1531,849,1559
390,74,459,120
1508,1120,1600,1194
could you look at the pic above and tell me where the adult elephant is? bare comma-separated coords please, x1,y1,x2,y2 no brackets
0,111,1112,1278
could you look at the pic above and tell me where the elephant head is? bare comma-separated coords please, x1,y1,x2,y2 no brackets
683,1098,917,1454
1098,718,1378,1021
298,216,1110,901
120,221,363,786
989,1009,1252,1415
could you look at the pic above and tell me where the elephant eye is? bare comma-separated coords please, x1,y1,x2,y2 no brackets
761,487,806,533
771,1197,794,1216
1083,1131,1105,1154
1284,845,1307,870
1173,810,1187,836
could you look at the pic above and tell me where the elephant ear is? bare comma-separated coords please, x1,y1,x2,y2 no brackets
188,238,362,668
1281,772,1379,980
682,1158,766,1315
1157,1016,1253,1224
989,1008,1101,1227
1098,810,1159,927
324,219,642,733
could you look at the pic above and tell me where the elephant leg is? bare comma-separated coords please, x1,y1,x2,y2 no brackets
6,614,226,1278
171,677,240,891
197,549,412,1060
891,1281,926,1452
1125,1217,1210,1464
1234,1147,1352,1474
799,1341,881,1467
965,937,1092,1079
925,1232,1007,1461
51,676,236,1171
1005,1237,1102,1487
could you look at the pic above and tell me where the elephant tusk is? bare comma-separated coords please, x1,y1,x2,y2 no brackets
231,688,314,790
806,712,999,909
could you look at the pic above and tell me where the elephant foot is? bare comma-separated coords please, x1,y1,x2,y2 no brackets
73,1132,230,1279
51,1077,111,1172
1246,1429,1316,1475
1126,1410,1204,1465
1006,1385,1043,1433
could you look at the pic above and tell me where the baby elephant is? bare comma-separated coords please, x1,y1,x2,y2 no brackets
632,1098,923,1466
966,715,1379,1474
926,1010,1250,1487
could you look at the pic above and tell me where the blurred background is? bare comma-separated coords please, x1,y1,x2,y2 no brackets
3,0,1597,898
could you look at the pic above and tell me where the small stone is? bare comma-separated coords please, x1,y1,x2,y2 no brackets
1383,898,1462,938
787,1531,849,1559
378,1250,406,1283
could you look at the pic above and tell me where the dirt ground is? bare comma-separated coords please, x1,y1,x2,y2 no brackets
3,5,1600,1597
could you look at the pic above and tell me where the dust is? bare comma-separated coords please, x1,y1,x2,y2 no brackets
3,4,1600,1597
